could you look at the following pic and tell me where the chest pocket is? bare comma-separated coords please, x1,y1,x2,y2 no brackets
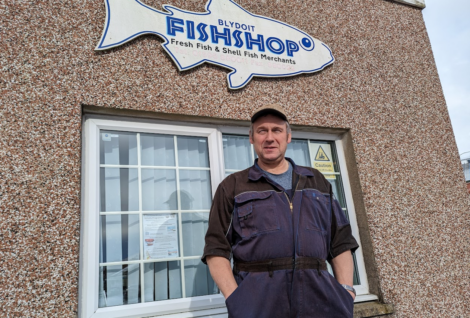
302,189,331,232
235,191,280,238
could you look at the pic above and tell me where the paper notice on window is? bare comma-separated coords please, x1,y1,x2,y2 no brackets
143,214,179,260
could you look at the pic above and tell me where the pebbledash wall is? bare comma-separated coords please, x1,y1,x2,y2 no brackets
1,0,469,317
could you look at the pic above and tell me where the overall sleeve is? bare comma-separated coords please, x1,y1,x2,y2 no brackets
201,182,234,264
328,188,359,261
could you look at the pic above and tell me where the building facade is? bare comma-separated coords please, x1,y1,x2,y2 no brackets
1,0,469,317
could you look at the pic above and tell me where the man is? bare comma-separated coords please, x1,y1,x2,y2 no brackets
202,104,359,317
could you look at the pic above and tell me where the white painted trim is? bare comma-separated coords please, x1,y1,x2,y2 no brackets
89,295,226,318
335,138,371,298
93,118,219,137
100,210,210,215
218,125,340,141
150,307,228,318
215,130,227,184
137,132,145,304
354,294,379,303
80,118,102,318
207,128,224,198
99,256,202,267
392,0,425,9
290,131,341,141
218,126,250,136
100,165,210,170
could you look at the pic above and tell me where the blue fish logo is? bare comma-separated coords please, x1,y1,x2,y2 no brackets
96,0,334,89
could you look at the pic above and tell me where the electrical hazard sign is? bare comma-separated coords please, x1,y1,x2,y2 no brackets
310,143,336,179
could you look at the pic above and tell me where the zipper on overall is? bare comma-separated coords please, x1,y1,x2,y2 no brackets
287,175,300,318
284,179,299,213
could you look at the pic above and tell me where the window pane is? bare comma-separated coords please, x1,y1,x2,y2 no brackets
286,139,310,166
100,131,138,165
353,253,361,285
100,214,140,263
100,168,139,212
184,259,218,297
144,261,182,301
328,177,341,205
99,264,140,308
179,170,211,210
177,136,209,167
182,213,209,257
223,135,252,170
141,169,177,211
328,146,349,209
141,134,175,167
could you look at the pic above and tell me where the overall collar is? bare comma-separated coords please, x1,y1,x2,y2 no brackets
248,157,314,182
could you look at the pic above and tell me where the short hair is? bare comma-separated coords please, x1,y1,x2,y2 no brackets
249,120,291,137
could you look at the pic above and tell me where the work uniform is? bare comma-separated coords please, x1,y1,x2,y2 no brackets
202,158,359,318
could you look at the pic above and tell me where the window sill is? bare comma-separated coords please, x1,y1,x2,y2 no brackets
354,301,394,318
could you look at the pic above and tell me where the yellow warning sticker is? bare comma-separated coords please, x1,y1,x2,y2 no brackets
315,146,330,161
310,143,336,179
314,162,335,173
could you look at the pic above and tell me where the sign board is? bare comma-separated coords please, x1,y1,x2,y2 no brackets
95,0,334,89
310,143,336,180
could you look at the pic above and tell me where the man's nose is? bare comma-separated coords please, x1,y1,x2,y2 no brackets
266,130,275,141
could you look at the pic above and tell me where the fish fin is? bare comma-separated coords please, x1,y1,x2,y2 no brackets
161,5,179,14
206,0,244,14
206,0,222,10
162,45,205,70
227,69,254,90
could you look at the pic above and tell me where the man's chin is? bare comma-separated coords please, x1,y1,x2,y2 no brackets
259,154,283,163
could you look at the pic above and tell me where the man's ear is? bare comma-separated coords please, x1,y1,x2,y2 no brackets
249,131,254,144
287,133,292,144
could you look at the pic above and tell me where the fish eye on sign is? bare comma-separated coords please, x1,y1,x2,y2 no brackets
96,0,334,89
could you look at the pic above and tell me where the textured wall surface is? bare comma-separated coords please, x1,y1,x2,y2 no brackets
1,0,469,317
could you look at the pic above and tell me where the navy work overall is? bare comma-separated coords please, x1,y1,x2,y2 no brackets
224,164,354,318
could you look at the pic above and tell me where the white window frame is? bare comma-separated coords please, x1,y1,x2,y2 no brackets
80,117,376,318
80,117,227,318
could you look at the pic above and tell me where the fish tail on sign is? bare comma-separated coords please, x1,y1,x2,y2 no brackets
95,0,167,50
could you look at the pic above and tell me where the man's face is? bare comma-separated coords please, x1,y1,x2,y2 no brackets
250,114,291,165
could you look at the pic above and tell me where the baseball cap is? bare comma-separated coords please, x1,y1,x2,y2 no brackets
251,103,288,123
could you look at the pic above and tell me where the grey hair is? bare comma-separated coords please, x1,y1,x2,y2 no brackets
249,121,291,137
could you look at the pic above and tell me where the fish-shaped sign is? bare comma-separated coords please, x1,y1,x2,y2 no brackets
96,0,334,89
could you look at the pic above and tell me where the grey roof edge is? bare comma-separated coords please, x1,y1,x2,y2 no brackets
392,0,426,9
